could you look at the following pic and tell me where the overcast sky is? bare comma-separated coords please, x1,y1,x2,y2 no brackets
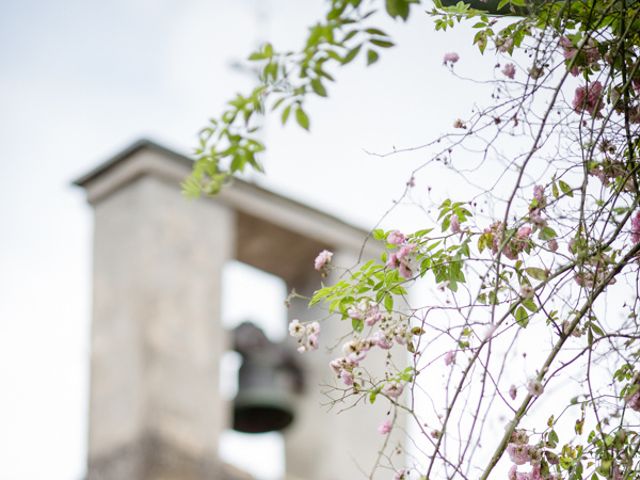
0,1,491,478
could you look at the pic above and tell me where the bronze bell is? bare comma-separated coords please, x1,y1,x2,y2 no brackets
231,322,304,434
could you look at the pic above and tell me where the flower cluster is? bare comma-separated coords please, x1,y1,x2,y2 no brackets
386,231,416,279
329,310,412,393
573,81,604,117
631,211,640,244
443,52,459,66
289,319,320,353
484,221,532,260
502,63,516,79
314,249,333,274
348,299,384,327
506,431,559,480
560,36,600,77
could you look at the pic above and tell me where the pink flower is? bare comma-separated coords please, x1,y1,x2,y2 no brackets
387,230,406,245
371,331,392,350
547,239,558,252
625,388,640,412
383,382,404,399
365,305,383,326
450,216,461,234
444,350,456,366
526,379,544,397
306,333,319,351
443,52,460,65
533,185,545,205
529,209,546,226
314,249,333,271
377,419,392,434
507,443,531,465
573,81,604,117
509,384,517,400
340,370,354,386
502,63,516,79
517,226,532,239
397,243,416,259
288,319,305,338
394,469,407,480
631,211,640,244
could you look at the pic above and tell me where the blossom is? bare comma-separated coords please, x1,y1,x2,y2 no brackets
631,211,640,244
625,387,640,412
340,370,354,386
497,36,514,53
377,418,392,434
383,382,404,399
306,333,319,351
306,321,320,335
507,443,531,465
371,331,392,350
387,230,406,245
394,469,407,480
314,249,333,271
502,63,516,79
453,118,466,129
529,208,545,227
526,379,544,397
520,285,534,299
444,350,456,366
533,185,546,206
509,384,517,400
450,216,461,234
288,319,305,338
443,52,459,65
573,81,604,117
517,226,532,239
364,304,383,326
387,244,416,279
547,239,558,252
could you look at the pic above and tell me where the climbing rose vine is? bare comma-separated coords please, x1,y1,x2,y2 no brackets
187,1,640,479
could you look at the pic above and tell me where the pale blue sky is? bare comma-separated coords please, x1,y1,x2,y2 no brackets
0,1,489,478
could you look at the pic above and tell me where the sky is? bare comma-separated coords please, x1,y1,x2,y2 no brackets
0,1,493,478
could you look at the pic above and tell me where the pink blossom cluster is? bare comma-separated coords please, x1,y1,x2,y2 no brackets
386,231,416,279
502,63,516,79
573,81,604,117
289,319,320,353
443,52,459,66
348,299,384,327
631,211,640,244
506,430,559,480
559,36,600,76
625,388,640,412
486,221,532,260
529,185,547,228
314,249,333,272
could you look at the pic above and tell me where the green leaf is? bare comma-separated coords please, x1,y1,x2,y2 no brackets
366,49,379,65
558,180,573,197
539,226,558,241
370,38,395,48
295,106,310,130
310,78,327,97
526,267,548,281
384,294,394,312
281,104,292,125
342,44,362,64
515,306,529,327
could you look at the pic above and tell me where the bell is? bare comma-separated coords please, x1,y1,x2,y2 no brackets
231,322,303,434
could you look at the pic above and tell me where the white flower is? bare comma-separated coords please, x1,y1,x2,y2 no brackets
288,319,305,338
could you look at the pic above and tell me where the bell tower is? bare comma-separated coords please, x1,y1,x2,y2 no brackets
75,139,400,480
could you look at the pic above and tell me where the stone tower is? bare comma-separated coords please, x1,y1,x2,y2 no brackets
75,139,401,480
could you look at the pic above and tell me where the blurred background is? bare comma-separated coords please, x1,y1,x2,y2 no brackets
0,1,486,478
